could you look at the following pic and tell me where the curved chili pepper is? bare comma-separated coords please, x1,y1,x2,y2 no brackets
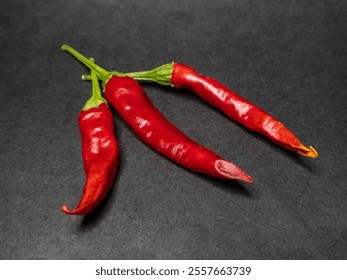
61,45,252,183
124,63,318,158
61,59,119,215
105,76,252,182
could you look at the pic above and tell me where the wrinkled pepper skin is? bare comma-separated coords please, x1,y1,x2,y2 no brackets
170,63,318,158
105,76,252,182
61,103,119,215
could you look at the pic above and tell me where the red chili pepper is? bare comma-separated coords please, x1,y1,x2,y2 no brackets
124,63,318,158
61,45,252,183
61,59,119,215
105,76,252,182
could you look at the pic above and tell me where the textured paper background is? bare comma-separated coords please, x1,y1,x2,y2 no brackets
1,0,346,259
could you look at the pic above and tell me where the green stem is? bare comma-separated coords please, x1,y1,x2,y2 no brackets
125,63,174,86
82,64,174,87
61,44,174,86
61,44,123,84
82,58,107,111
82,74,92,80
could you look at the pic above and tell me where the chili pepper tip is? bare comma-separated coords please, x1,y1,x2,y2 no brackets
297,145,318,158
61,204,74,214
215,159,253,183
242,174,253,183
61,204,85,215
303,145,318,158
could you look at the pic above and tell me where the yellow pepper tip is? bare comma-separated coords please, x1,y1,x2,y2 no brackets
298,145,318,158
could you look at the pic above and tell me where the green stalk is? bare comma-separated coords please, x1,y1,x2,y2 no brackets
81,63,175,87
61,44,123,85
82,58,107,111
124,63,174,86
62,44,174,86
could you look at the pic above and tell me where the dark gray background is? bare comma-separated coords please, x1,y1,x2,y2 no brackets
1,0,346,259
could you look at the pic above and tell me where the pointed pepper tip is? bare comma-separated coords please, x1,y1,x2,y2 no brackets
215,159,253,183
298,144,318,158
